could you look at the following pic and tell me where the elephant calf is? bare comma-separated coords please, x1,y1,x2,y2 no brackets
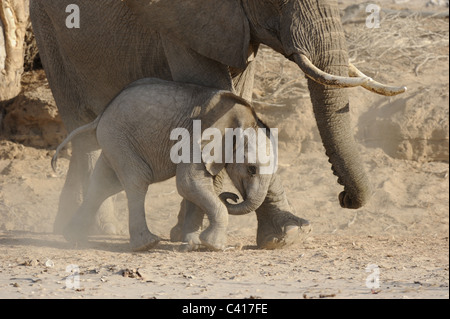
53,78,308,251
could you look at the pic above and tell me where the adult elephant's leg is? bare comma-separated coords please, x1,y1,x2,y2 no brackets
255,175,311,249
255,207,311,249
31,3,119,235
64,153,124,244
161,37,234,91
54,133,95,233
53,130,120,234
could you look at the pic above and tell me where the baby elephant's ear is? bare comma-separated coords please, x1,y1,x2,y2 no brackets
201,129,226,177
198,91,256,177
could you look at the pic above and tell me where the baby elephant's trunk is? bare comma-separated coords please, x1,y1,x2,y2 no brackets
219,191,266,216
51,115,101,172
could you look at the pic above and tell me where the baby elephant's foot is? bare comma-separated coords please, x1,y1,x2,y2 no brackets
169,224,183,242
182,232,202,251
199,227,227,251
130,230,161,251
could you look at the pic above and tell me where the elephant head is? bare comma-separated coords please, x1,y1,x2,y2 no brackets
124,0,406,209
193,92,277,215
221,122,277,216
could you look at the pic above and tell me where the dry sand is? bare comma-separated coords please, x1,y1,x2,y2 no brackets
0,0,448,299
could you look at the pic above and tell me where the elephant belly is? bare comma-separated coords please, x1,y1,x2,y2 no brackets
38,0,172,118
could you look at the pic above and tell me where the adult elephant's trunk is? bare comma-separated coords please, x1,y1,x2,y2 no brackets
295,59,372,208
307,74,372,208
285,2,373,208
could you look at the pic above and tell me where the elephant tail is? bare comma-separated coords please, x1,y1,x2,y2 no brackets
51,115,101,172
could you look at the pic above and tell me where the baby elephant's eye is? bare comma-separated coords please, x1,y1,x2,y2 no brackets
247,165,257,175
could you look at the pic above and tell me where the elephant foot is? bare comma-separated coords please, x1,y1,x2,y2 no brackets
256,210,311,250
55,197,119,236
92,197,120,235
54,206,77,235
170,224,203,250
199,227,227,251
170,199,205,243
130,230,161,252
96,223,118,235
63,220,90,246
92,217,119,236
179,238,202,252
258,223,311,249
182,232,202,251
169,224,183,242
54,217,69,235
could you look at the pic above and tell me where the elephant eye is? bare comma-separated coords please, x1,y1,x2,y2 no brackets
247,165,257,176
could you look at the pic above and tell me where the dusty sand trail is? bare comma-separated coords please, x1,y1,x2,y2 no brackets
0,0,448,299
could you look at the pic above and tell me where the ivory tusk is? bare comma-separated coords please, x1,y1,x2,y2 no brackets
348,63,407,96
294,54,371,88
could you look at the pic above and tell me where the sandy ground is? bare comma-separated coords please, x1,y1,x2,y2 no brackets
0,0,448,299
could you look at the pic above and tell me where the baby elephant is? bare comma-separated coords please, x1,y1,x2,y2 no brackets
52,78,281,251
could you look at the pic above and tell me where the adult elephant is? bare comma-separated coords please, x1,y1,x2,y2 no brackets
30,0,405,247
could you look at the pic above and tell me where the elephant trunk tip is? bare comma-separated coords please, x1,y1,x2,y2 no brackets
338,184,372,209
220,192,262,216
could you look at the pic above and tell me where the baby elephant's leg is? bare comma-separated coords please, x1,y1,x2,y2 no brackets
176,164,228,251
63,154,123,244
198,199,228,251
170,169,226,244
124,187,161,251
103,146,160,251
169,199,204,244
182,200,205,250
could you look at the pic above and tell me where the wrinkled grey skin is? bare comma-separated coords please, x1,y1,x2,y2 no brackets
174,163,311,250
53,78,307,251
32,0,370,248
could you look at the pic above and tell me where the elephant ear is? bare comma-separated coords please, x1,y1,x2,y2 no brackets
124,0,251,69
200,124,226,177
193,92,229,177
195,91,255,176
